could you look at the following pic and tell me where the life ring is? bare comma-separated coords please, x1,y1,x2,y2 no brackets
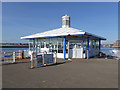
98,52,105,57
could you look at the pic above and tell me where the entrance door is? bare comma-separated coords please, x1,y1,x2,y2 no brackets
69,41,83,58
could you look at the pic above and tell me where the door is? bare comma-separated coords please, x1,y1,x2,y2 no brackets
69,41,83,58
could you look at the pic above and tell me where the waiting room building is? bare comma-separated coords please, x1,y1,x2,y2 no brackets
21,14,106,59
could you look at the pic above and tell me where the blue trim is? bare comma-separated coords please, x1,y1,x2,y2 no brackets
87,37,89,60
85,34,106,40
64,36,66,60
49,55,50,63
33,39,35,52
99,39,101,52
21,33,106,40
4,55,12,57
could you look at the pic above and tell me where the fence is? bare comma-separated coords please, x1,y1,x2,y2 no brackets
2,52,15,64
1,50,30,64
15,50,30,60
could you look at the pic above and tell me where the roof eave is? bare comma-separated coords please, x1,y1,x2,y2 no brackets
21,33,85,40
85,32,106,40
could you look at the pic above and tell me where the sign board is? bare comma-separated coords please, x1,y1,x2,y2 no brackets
36,55,42,65
44,54,53,64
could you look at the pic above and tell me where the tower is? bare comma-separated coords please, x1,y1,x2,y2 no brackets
62,14,70,28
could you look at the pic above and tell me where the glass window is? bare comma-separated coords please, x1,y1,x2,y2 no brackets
96,40,99,49
41,42,44,48
58,38,63,53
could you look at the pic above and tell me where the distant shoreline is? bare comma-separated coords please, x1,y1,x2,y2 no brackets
1,46,29,48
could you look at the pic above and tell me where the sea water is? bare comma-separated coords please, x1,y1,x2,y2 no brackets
1,48,28,52
101,47,120,57
0,47,120,58
0,48,29,59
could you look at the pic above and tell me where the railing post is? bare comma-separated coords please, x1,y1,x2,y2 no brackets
13,52,15,63
19,50,21,59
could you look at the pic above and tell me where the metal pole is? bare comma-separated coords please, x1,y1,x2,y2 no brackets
64,37,66,60
87,37,89,59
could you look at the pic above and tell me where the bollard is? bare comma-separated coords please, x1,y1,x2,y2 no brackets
21,50,24,59
21,50,22,59
22,50,24,59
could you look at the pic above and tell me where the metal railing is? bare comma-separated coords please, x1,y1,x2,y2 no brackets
1,50,30,64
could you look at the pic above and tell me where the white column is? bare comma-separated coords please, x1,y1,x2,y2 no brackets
68,41,70,59
44,41,46,48
81,41,83,58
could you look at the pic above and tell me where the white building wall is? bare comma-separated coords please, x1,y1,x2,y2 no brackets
57,53,68,58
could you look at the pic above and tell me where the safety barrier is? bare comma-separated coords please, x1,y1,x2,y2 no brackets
29,52,57,69
15,50,30,60
2,50,30,64
3,52,15,64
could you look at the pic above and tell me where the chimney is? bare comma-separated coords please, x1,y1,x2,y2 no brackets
62,14,70,28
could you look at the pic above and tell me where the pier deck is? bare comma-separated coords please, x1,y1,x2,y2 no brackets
2,58,118,88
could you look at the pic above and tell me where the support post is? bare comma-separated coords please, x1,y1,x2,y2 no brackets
87,37,89,60
68,41,69,59
99,39,101,52
64,37,66,60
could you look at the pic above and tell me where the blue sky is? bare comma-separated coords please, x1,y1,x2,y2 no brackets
2,2,118,44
